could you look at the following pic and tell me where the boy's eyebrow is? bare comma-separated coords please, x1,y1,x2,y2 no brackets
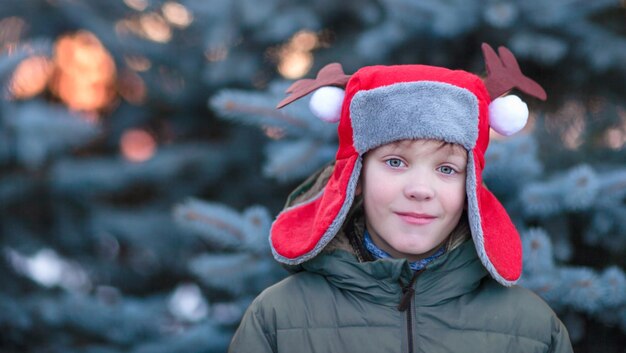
445,145,468,158
441,146,468,164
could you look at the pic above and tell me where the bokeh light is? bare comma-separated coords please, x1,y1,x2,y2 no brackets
290,31,318,52
8,56,53,99
547,100,587,150
120,129,157,162
205,47,228,62
50,31,117,112
168,283,208,322
263,126,285,140
115,13,174,44
276,30,320,79
162,2,193,28
5,248,91,292
124,55,152,72
139,13,172,43
604,128,625,149
123,0,148,11
562,116,586,150
278,51,313,79
117,70,147,105
604,107,626,149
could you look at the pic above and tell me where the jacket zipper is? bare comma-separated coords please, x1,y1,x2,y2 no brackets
406,301,414,353
398,269,424,353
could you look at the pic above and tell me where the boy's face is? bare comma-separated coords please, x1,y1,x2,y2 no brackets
358,139,467,261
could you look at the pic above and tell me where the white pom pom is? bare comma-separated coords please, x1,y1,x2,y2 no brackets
309,86,345,123
489,95,529,136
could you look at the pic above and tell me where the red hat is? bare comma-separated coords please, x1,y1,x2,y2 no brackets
270,44,546,286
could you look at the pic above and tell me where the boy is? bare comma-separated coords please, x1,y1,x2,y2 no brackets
229,44,573,353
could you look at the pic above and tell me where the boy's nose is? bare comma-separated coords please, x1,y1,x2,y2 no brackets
404,180,435,201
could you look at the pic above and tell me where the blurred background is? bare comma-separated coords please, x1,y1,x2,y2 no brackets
0,0,625,352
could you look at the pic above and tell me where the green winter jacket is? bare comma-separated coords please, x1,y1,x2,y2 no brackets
229,235,572,353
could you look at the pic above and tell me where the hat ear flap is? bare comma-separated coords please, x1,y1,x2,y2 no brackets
489,95,529,136
309,86,345,123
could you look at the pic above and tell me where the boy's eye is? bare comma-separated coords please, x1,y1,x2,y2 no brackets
385,158,405,168
438,166,455,175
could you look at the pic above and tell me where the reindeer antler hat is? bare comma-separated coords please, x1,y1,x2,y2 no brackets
270,43,546,286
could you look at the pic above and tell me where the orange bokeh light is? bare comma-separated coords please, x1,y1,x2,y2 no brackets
275,30,319,79
278,51,313,80
120,129,156,162
8,56,53,99
291,31,318,52
50,31,117,112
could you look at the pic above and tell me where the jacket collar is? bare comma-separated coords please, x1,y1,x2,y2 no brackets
302,238,488,307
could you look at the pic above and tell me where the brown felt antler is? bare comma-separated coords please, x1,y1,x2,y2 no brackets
276,63,351,109
482,43,547,101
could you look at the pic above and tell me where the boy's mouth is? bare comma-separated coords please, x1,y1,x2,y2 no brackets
395,212,436,225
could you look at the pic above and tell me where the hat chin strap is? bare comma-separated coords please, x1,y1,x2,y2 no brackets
466,151,522,286
270,155,362,265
